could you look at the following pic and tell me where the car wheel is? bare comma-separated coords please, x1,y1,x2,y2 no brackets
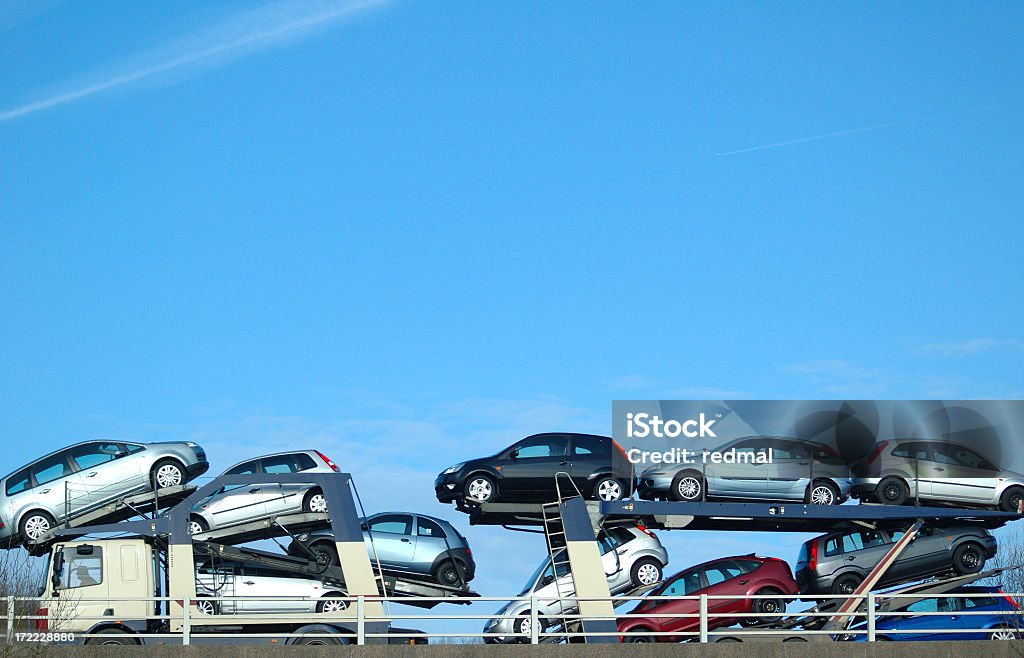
195,597,218,615
309,541,340,568
433,560,465,587
783,637,809,642
303,489,328,513
670,471,704,502
292,633,345,645
464,475,497,503
151,459,185,489
188,516,209,536
806,481,840,506
752,588,785,617
630,558,664,588
989,627,1018,640
1000,487,1024,513
715,637,742,643
84,629,139,646
953,542,986,574
831,573,863,596
877,477,908,505
593,476,625,502
317,592,349,613
624,627,655,643
19,510,55,544
514,613,534,643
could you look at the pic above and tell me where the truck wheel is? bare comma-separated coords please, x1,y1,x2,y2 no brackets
433,560,464,587
831,573,863,595
291,633,345,645
953,542,986,574
85,628,139,645
19,511,55,544
670,471,705,501
1000,487,1024,513
151,459,185,489
464,475,497,503
877,477,908,505
303,488,328,513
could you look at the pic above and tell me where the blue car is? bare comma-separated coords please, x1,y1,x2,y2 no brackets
849,586,1020,641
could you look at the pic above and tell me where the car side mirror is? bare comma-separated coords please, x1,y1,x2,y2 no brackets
540,575,553,587
509,449,519,460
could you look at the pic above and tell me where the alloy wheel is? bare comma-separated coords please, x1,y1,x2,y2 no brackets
810,486,835,505
991,628,1018,640
320,599,348,613
156,464,182,488
24,516,50,541
307,493,328,513
467,478,493,502
677,477,702,501
636,563,661,585
597,479,622,501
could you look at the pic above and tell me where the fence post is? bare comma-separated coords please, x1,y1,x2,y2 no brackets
529,596,539,644
866,592,876,642
182,596,190,646
356,596,365,645
6,595,14,644
699,595,708,643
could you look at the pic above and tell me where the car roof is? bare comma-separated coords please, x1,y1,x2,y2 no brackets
667,553,763,576
0,439,151,481
221,449,322,473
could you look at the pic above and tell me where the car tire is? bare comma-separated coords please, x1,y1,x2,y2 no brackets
188,515,209,536
806,480,841,506
303,488,328,513
514,613,534,643
317,592,349,613
953,542,986,574
999,487,1024,513
752,588,785,618
877,477,908,505
84,629,140,646
291,633,345,645
433,560,465,587
989,627,1018,640
19,510,55,544
464,475,497,503
309,541,340,568
623,627,655,643
592,476,625,502
831,573,863,596
716,637,742,643
630,558,664,588
669,471,705,502
195,597,218,615
151,459,185,490
783,637,809,642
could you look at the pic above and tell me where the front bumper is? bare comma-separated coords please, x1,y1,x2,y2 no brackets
187,460,210,479
850,478,882,499
636,474,674,500
434,474,460,503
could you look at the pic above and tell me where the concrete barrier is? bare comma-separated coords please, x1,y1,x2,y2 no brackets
15,642,1024,658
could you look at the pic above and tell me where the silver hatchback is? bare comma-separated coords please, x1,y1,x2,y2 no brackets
189,450,339,534
0,440,208,545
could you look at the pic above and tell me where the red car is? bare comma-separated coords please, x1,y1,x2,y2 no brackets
617,554,799,643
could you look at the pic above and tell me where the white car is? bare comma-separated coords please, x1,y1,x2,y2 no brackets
194,557,348,615
484,525,668,643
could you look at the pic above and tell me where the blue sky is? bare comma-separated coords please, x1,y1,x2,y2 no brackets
1,0,1022,636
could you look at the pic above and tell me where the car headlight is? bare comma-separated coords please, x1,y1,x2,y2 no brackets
443,463,464,475
186,442,198,448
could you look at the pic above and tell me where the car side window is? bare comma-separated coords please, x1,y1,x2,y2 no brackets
735,559,763,573
33,453,72,486
858,530,886,549
963,596,996,609
416,517,445,538
772,440,809,460
905,597,939,613
732,438,769,454
931,444,998,471
842,534,864,552
572,437,611,458
5,468,31,496
295,453,317,470
825,537,843,556
262,455,300,474
515,436,568,459
367,514,412,535
68,443,123,470
226,460,259,475
891,442,930,460
662,570,702,596
124,443,146,454
704,562,742,585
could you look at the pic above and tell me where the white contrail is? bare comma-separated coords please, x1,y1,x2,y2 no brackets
715,103,1010,156
0,0,389,123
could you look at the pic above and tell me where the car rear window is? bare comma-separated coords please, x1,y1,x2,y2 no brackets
891,442,930,459
5,468,31,496
261,454,310,474
736,559,763,573
417,517,445,538
572,437,611,457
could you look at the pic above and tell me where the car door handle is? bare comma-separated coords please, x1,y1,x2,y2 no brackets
86,472,98,478
401,538,411,543
40,489,50,494
798,462,810,466
847,556,856,561
616,549,627,555
738,579,749,585
934,467,945,472
243,581,255,586
559,461,569,465
249,488,261,493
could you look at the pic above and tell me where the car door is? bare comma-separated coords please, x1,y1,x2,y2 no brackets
890,596,962,641
259,454,314,515
597,528,630,592
887,441,934,498
700,561,748,629
196,560,238,613
67,442,144,507
363,514,416,570
198,459,271,527
928,443,999,502
707,438,769,497
411,515,448,575
29,450,85,521
499,435,569,499
237,565,319,613
655,569,703,635
764,439,813,499
567,436,612,492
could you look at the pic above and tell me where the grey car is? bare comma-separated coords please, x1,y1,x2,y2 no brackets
637,436,852,505
0,440,208,545
189,450,339,534
795,525,997,596
851,439,1024,511
287,512,476,586
484,525,668,643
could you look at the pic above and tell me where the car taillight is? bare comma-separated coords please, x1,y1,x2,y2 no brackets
808,541,818,571
314,451,339,472
636,524,656,539
34,608,47,631
465,548,472,556
864,441,889,465
1000,589,1020,609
